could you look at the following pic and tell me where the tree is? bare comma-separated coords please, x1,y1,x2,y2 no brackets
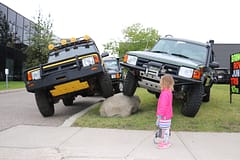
103,40,120,55
24,10,54,68
103,23,160,58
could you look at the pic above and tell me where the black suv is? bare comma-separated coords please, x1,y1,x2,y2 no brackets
214,68,230,84
121,36,219,117
23,35,113,117
103,56,123,93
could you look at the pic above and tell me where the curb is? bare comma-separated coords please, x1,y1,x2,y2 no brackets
60,101,103,127
0,88,26,94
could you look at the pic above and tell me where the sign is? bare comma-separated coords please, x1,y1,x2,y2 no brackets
5,68,9,75
5,68,9,89
230,52,240,103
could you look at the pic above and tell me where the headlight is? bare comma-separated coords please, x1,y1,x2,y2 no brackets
82,56,95,67
27,69,41,81
178,67,193,78
111,74,116,79
126,55,138,65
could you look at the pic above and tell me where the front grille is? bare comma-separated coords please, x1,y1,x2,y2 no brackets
42,59,82,76
137,57,179,75
163,64,179,75
137,57,149,67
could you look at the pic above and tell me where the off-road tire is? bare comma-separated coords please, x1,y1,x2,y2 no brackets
63,96,74,106
181,84,203,117
202,86,210,102
35,90,54,117
113,83,121,93
123,71,137,96
99,72,113,98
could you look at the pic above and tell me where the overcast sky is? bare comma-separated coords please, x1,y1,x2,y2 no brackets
1,0,240,52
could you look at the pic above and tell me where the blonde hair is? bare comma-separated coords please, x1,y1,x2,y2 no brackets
160,74,174,91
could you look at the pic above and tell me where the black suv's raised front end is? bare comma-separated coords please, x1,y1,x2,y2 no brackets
24,53,104,95
121,52,204,93
23,36,113,117
121,37,219,117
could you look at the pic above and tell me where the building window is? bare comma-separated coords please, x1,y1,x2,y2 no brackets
16,14,23,26
16,26,23,42
0,4,7,16
7,8,16,36
23,18,30,45
7,8,16,25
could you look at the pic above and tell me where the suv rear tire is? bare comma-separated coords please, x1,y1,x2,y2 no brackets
63,96,74,106
35,90,54,117
181,84,203,117
123,71,137,96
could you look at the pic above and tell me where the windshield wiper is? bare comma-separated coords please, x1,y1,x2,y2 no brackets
171,53,190,59
151,50,169,54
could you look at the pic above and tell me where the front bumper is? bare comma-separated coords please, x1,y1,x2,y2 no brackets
121,62,202,92
24,64,104,93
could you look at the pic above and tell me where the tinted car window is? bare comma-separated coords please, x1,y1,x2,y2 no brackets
104,60,119,71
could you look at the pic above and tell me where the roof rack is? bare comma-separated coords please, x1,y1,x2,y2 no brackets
48,35,92,51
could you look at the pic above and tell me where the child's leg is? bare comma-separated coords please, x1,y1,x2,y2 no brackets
159,119,171,137
158,119,171,148
163,127,170,144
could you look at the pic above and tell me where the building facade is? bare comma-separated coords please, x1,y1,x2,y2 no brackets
0,2,34,80
213,44,240,70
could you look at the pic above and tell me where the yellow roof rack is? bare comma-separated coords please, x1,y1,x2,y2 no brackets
48,35,91,51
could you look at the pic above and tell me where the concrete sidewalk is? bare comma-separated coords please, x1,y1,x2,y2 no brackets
0,125,239,160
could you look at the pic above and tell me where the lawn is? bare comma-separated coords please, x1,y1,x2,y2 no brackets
73,84,240,132
0,81,25,91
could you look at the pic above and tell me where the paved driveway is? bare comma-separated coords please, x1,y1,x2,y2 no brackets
0,89,103,131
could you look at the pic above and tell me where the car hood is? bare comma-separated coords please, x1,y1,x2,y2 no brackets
128,51,204,69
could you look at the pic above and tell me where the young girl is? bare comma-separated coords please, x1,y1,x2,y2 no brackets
156,74,174,149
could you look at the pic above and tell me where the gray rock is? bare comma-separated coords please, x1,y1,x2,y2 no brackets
99,93,141,117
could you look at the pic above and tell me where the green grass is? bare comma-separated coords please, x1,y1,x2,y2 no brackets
0,81,25,91
173,84,240,132
73,84,240,132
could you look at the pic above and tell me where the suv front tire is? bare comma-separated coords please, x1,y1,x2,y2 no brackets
181,84,203,117
123,71,137,96
35,89,54,117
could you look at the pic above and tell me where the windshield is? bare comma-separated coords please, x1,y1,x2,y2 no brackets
151,39,208,62
48,43,98,63
104,60,119,71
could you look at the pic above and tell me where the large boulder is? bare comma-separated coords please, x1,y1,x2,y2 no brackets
99,93,140,117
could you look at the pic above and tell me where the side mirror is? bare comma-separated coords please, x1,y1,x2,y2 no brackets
101,52,109,57
209,61,219,68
